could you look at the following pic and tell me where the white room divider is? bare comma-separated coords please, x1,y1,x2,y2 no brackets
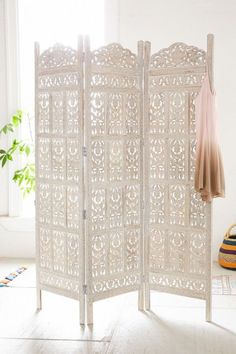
84,39,145,324
35,35,213,325
143,39,212,322
35,37,85,324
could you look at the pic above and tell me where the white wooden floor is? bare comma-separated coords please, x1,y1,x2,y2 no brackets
0,258,236,354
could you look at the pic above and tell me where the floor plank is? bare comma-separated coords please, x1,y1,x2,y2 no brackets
107,294,236,354
0,287,124,341
0,338,109,354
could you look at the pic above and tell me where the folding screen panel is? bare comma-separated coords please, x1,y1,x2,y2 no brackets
143,39,212,320
84,39,145,323
35,39,85,324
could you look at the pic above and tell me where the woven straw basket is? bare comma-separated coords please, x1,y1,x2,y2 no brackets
218,224,236,270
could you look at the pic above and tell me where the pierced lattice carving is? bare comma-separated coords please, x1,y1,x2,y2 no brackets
149,138,166,179
189,231,207,275
146,42,210,300
150,73,206,89
149,228,165,271
91,73,139,89
86,43,143,303
39,72,80,90
39,228,51,270
39,270,80,297
39,44,79,70
150,42,206,68
91,43,138,69
36,42,84,307
38,183,51,225
149,273,206,299
36,40,212,323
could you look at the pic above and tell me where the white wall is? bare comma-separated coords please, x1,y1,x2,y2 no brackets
0,0,21,216
105,0,236,260
0,217,35,257
0,0,9,215
0,0,35,258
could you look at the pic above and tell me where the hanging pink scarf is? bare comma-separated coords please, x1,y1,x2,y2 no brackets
194,72,225,202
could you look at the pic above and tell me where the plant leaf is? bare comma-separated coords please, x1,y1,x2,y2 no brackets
2,155,7,167
2,126,8,134
25,145,30,156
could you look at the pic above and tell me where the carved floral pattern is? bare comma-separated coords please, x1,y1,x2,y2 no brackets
39,44,79,70
147,43,209,299
37,44,83,298
91,43,138,69
88,43,142,297
150,42,206,68
36,41,210,303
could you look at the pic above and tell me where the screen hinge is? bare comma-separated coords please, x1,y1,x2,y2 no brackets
83,284,87,295
83,209,87,220
82,146,87,157
141,199,145,209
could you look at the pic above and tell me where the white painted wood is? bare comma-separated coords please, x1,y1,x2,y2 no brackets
83,34,93,326
205,33,214,322
84,38,145,322
207,33,214,93
137,39,145,312
143,40,151,311
35,39,85,324
35,36,213,325
34,42,41,312
79,35,86,326
143,36,212,320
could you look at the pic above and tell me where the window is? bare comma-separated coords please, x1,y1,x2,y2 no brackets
18,0,105,216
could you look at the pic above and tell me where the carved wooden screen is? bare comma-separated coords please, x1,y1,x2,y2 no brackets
35,40,85,324
84,40,144,323
143,42,212,318
35,37,213,325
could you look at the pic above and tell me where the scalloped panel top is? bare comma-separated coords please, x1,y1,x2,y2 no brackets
38,44,79,70
91,43,138,69
150,42,206,69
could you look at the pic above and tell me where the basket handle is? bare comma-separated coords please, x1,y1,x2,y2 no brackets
225,224,236,239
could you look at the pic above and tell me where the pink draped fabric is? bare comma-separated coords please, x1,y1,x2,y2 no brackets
194,72,225,202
